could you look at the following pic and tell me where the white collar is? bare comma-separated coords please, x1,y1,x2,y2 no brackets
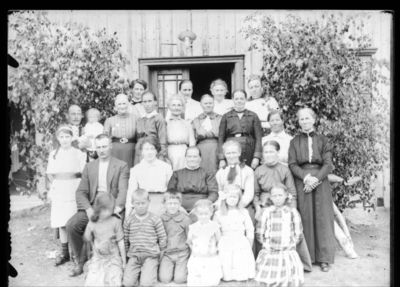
142,110,158,118
270,130,286,137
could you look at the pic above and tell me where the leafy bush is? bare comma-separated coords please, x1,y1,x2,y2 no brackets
242,13,389,211
8,11,130,198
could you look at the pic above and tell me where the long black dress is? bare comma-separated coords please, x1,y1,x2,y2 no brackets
288,131,335,264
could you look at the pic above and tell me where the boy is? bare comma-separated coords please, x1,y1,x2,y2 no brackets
158,191,192,284
122,189,167,287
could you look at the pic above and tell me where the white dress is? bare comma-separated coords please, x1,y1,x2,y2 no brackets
214,208,256,281
46,147,87,228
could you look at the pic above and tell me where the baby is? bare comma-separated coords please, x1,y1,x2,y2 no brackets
81,108,103,159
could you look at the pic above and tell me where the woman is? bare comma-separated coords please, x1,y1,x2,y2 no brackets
166,94,196,171
218,89,263,170
215,140,255,223
128,79,147,118
167,146,218,214
192,94,222,174
288,107,335,272
210,79,233,116
134,91,168,165
166,80,203,123
262,110,293,165
245,74,279,134
104,94,137,168
46,125,87,266
254,140,312,271
125,137,173,217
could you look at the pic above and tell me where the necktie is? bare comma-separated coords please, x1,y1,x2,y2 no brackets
227,165,237,184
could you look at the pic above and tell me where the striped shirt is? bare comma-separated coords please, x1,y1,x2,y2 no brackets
123,211,167,257
104,113,137,140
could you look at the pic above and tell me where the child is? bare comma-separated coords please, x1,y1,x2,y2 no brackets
213,184,255,281
81,108,103,160
84,192,126,286
186,199,223,286
46,125,87,267
158,191,192,284
122,189,167,287
255,183,304,287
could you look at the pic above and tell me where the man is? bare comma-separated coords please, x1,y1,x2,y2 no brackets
65,133,129,276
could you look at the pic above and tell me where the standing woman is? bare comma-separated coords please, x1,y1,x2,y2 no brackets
218,89,263,170
134,91,168,165
288,107,335,272
245,74,279,134
210,79,233,116
46,125,87,266
192,94,222,174
104,94,137,168
166,94,196,171
128,79,147,118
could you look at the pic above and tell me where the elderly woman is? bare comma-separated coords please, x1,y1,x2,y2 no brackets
254,140,312,271
218,89,263,170
210,78,233,116
245,74,279,134
192,94,222,174
215,140,255,223
104,94,137,168
166,94,196,171
134,91,168,165
128,79,147,117
167,146,218,214
125,136,173,217
288,107,335,272
262,110,293,165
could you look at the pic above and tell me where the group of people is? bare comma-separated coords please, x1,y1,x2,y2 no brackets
46,75,338,287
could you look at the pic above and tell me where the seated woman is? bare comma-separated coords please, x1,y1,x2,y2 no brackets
192,94,222,174
125,137,173,217
218,89,263,170
104,94,137,168
166,94,196,171
209,78,233,116
262,110,293,165
288,107,335,272
215,140,255,224
167,146,218,214
254,140,312,271
134,91,168,165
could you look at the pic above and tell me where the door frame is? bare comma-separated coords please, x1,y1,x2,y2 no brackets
138,55,245,91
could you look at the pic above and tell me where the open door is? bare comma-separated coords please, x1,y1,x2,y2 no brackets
150,68,190,118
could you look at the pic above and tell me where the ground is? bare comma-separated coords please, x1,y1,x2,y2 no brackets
8,203,390,287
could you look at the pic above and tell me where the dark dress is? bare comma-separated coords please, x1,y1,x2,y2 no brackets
218,109,263,167
288,131,335,264
192,112,222,174
134,113,168,165
167,167,218,213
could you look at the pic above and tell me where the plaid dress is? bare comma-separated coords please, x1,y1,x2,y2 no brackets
255,205,304,287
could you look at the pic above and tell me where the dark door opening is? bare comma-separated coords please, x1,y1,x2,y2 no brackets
189,63,233,101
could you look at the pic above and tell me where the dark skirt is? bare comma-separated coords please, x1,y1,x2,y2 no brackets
111,142,135,169
226,136,255,167
197,138,218,174
294,165,335,264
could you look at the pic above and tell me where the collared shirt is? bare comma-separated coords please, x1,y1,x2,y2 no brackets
123,212,167,257
98,160,110,192
262,130,293,165
161,211,192,254
246,97,279,129
192,112,222,142
166,98,203,123
214,99,233,116
125,159,173,215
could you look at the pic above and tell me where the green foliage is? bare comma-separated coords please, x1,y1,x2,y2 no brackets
8,11,130,197
242,13,389,211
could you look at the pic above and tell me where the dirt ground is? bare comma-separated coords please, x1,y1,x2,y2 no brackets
8,204,390,287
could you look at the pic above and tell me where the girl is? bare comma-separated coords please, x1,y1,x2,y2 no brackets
46,125,87,267
210,78,233,116
186,199,223,286
214,184,255,281
255,184,304,287
84,192,126,287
